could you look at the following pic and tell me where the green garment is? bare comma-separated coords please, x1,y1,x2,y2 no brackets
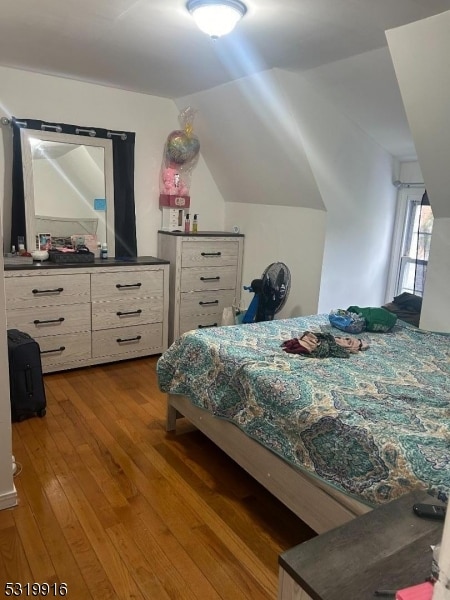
347,306,397,332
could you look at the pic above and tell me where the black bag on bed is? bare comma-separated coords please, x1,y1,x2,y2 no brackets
7,329,47,422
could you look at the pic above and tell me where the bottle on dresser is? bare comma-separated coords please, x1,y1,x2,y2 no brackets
184,213,191,233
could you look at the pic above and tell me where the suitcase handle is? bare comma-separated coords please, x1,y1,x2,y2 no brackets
32,287,64,294
116,309,142,317
116,335,142,343
41,346,66,354
34,317,65,325
25,365,33,395
116,283,142,289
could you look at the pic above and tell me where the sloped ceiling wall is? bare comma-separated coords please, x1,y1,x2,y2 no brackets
387,10,450,332
387,11,450,220
177,65,397,313
176,70,325,211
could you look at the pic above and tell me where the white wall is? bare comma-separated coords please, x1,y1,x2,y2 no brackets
0,65,226,256
225,203,326,318
0,235,17,509
420,218,450,332
387,11,450,332
275,69,397,313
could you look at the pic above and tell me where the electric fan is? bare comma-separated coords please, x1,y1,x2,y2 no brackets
242,262,291,323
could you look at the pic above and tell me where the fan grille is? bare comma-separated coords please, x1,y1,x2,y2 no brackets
257,262,291,320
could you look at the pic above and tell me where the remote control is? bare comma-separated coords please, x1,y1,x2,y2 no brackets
413,503,446,520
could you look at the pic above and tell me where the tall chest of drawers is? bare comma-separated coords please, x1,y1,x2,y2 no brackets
158,231,244,345
3,257,169,373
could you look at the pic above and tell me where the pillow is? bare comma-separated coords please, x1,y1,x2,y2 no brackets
393,292,423,313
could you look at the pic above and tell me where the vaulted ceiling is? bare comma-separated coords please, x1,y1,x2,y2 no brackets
2,0,450,158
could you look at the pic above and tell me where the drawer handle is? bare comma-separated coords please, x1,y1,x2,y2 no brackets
41,346,66,354
116,335,142,343
32,287,64,294
201,252,221,257
200,276,220,281
199,300,219,306
34,317,65,325
116,283,142,289
116,309,143,317
198,323,218,328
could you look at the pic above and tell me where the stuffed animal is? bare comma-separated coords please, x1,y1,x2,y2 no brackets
161,167,189,196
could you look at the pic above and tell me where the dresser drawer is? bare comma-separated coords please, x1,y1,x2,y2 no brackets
181,241,239,268
92,323,163,358
6,304,91,338
91,269,164,302
180,289,236,318
92,297,163,331
180,265,237,292
5,274,90,309
180,314,222,335
39,332,92,370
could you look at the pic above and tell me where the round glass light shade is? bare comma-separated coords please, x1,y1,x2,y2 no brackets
187,0,247,38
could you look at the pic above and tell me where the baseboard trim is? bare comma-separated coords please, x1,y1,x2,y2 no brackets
0,486,18,510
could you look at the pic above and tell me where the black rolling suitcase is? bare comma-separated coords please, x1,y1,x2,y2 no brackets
7,329,47,422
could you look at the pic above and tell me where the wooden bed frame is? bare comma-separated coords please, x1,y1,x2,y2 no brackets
166,393,372,534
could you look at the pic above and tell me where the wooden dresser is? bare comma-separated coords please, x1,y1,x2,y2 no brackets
157,231,244,346
3,257,169,373
278,490,444,600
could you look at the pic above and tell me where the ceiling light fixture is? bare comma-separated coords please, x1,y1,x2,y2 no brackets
187,0,247,38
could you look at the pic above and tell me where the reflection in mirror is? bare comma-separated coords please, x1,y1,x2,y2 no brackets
20,129,115,256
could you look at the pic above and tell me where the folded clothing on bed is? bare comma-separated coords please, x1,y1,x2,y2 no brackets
281,331,368,358
347,306,397,332
281,331,362,358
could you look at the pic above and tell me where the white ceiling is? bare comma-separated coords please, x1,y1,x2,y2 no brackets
1,0,450,158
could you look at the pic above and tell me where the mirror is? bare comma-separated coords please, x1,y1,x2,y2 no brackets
20,128,115,256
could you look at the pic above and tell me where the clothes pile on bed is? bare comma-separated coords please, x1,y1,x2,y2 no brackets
382,292,423,327
157,314,450,508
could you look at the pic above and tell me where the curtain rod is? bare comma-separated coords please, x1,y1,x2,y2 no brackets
1,116,127,139
393,180,425,189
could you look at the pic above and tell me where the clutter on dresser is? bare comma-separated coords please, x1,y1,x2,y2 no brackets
31,250,49,261
48,246,95,264
159,107,200,231
3,254,33,266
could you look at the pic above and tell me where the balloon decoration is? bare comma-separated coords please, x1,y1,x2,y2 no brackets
159,107,200,198
165,130,200,165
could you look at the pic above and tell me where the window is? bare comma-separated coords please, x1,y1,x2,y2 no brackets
395,192,433,297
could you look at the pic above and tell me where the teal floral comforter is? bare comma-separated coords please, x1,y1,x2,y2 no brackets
157,315,450,507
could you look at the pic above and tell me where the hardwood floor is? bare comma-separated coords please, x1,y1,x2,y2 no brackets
1,356,315,599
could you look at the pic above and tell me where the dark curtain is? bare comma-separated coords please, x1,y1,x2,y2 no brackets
112,133,137,258
11,122,26,251
10,117,137,257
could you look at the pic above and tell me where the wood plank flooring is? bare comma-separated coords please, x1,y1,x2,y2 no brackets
0,356,315,599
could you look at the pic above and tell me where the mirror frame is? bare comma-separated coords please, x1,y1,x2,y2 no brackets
20,128,115,257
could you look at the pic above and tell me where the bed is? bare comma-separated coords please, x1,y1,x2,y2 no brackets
157,314,450,533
